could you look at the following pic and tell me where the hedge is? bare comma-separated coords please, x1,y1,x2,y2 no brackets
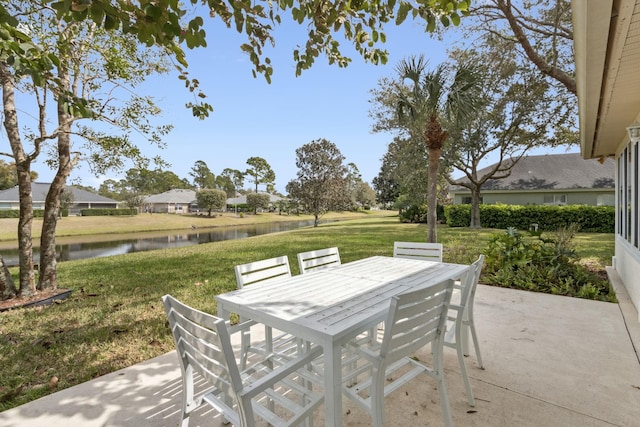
444,204,615,233
80,208,137,216
0,209,68,218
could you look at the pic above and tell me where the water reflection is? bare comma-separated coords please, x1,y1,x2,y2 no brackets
1,220,320,266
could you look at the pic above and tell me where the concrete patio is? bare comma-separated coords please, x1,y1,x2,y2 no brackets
1,273,639,427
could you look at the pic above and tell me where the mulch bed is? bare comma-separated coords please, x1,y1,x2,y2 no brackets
0,289,72,312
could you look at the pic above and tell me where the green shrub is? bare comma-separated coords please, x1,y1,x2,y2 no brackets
445,204,614,233
81,208,137,216
398,204,446,224
0,209,68,218
0,210,20,218
483,225,615,302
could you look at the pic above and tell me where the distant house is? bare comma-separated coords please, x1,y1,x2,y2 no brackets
0,182,119,215
226,193,284,206
143,189,284,214
450,153,615,206
143,189,197,214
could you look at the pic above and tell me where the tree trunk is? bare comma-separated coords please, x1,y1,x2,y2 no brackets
1,61,36,297
38,175,64,291
427,146,441,243
470,187,482,228
0,254,17,300
38,69,74,291
16,170,36,297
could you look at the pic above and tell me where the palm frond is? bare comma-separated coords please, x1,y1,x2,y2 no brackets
395,54,428,87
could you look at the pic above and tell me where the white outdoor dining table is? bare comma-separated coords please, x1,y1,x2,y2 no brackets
215,255,470,427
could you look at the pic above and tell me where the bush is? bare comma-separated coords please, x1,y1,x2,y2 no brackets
398,204,446,224
0,209,68,218
444,204,614,233
0,210,20,218
81,208,137,216
483,225,616,302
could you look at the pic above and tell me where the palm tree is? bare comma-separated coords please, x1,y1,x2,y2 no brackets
395,55,481,242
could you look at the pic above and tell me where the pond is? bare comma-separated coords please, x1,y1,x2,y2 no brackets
1,219,322,266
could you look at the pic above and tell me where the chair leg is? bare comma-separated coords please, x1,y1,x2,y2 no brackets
240,327,250,370
433,345,453,427
456,341,475,407
370,367,386,427
181,366,195,427
469,322,484,369
264,326,276,414
456,321,475,406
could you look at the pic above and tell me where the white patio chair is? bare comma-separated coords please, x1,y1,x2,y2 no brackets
234,255,296,368
341,278,455,427
162,294,324,427
297,247,341,274
393,241,443,262
443,254,485,407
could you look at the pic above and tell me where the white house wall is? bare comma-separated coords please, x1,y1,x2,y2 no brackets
573,0,640,323
614,238,640,321
614,116,640,321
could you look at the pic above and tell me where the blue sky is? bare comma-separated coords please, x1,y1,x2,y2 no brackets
28,16,577,194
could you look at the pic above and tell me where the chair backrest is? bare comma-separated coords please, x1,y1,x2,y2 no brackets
162,295,243,423
234,255,292,288
297,247,341,274
379,279,454,365
461,254,485,313
393,241,443,262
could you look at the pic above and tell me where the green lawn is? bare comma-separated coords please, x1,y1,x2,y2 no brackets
0,216,614,411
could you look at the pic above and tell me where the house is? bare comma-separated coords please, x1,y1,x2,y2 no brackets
226,192,284,212
450,153,615,206
226,193,284,206
572,0,640,322
143,189,197,214
143,189,284,214
0,182,118,215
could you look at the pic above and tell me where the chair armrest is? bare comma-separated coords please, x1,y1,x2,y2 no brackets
238,345,323,400
227,319,257,335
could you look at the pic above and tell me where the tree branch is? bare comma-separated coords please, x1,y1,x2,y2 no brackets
496,0,575,94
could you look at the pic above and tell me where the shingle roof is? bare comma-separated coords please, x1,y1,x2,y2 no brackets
143,189,197,204
227,193,283,205
451,153,615,191
0,182,118,203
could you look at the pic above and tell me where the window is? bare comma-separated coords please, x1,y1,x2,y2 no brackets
543,194,567,205
618,150,625,236
617,142,640,249
635,142,639,248
461,196,482,204
597,194,615,206
628,147,633,243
